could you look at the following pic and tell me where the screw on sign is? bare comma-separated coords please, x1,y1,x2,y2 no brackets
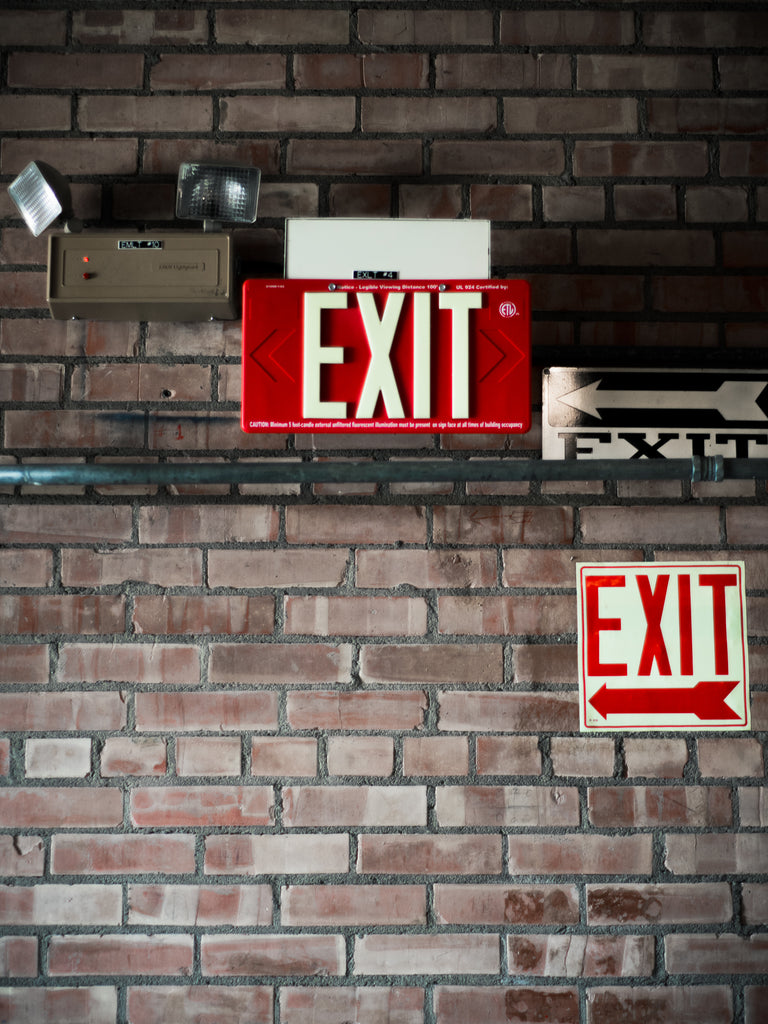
577,562,750,731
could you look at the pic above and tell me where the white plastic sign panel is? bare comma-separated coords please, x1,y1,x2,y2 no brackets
578,562,750,731
543,367,768,460
285,219,490,280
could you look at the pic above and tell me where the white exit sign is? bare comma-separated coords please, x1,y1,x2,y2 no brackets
578,562,750,731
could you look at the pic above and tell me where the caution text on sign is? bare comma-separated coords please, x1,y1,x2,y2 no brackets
577,562,750,731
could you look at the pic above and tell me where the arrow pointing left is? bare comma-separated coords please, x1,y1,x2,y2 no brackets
250,328,297,383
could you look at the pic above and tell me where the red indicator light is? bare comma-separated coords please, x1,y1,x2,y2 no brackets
82,256,89,262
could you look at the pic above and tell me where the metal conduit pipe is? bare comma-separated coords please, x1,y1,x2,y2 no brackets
0,455,763,488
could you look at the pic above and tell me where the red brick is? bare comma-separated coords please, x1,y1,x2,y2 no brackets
210,548,348,588
0,645,49,685
438,594,574,636
587,883,732,925
202,934,345,976
49,934,193,977
205,833,348,876
0,836,44,877
359,934,498,975
574,141,708,178
435,986,579,1024
285,595,426,637
542,186,605,222
666,834,768,875
128,884,272,927
283,785,425,828
25,738,91,779
153,53,284,90
439,53,569,90
0,550,50,588
579,228,713,267
101,737,167,778
54,833,177,877
327,736,394,777
438,692,579,733
744,883,768,928
286,505,425,545
363,97,496,134
721,141,768,177
0,95,70,131
287,690,426,731
0,936,37,977
0,270,46,308
501,10,632,44
295,53,428,90
624,738,689,778
5,410,144,449
509,835,653,875
614,185,678,221
403,737,469,777
361,644,501,686
587,986,732,1024
399,185,462,220
9,52,143,89
0,693,125,732
0,788,122,828
0,740,8,777
688,187,749,223
0,883,121,926
644,11,768,48
222,95,354,133
589,786,731,828
435,884,578,925
129,986,273,1024
58,643,199,686
132,595,273,636
551,738,615,778
508,934,653,977
210,643,352,686
432,140,564,177
476,737,541,776
61,548,202,588
698,738,764,777
471,185,533,221
173,734,242,779
0,363,63,402
357,835,502,876
654,275,768,314
73,9,208,45
358,9,492,45
251,737,317,777
579,54,711,91
667,934,768,974
3,137,138,177
0,319,139,358
653,97,768,134
131,786,273,828
288,139,422,176
437,786,579,828
280,988,423,1024
0,988,117,1024
746,988,768,1024
282,884,424,926
71,363,210,402
434,506,572,545
139,505,278,544
218,7,347,43
143,139,280,178
738,786,768,826
2,10,67,45
580,505,720,545
0,595,124,635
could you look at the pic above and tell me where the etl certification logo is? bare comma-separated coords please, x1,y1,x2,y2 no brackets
577,562,750,731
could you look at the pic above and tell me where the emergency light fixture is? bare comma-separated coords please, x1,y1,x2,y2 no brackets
7,161,79,237
7,161,261,321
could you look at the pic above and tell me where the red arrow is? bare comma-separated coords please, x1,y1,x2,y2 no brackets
249,328,296,383
588,680,741,721
477,328,526,385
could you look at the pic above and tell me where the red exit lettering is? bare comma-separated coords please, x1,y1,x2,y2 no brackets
586,571,738,677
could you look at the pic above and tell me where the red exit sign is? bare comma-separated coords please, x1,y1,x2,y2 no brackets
578,562,750,731
241,279,530,433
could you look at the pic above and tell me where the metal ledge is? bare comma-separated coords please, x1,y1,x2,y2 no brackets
0,455,758,488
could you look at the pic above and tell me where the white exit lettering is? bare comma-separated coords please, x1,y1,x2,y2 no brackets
302,290,482,420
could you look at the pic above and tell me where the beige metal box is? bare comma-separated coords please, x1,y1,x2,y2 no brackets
47,231,236,320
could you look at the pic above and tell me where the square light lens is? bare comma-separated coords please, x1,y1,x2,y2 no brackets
176,163,260,224
8,162,62,236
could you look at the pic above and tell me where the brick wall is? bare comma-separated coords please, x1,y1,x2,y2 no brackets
1,2,767,1022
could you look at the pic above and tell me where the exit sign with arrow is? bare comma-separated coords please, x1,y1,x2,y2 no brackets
578,562,750,731
543,368,768,460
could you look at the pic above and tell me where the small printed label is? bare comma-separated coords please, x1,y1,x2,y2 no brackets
353,270,399,279
118,240,163,250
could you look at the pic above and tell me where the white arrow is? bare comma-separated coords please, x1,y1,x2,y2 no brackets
558,378,768,422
